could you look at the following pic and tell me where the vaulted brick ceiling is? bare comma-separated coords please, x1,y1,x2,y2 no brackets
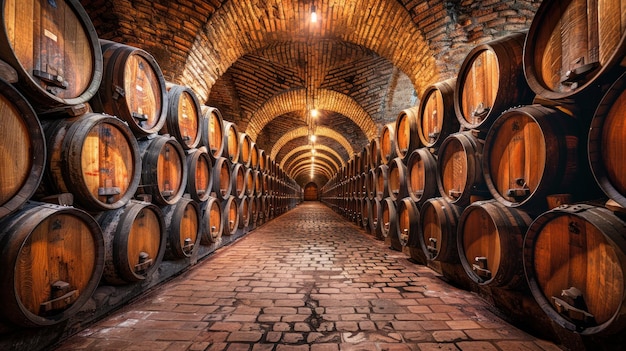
80,0,539,187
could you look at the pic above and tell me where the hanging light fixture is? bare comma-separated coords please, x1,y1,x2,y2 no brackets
310,109,318,118
311,4,318,23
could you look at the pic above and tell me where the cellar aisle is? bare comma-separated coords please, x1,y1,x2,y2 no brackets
54,202,561,351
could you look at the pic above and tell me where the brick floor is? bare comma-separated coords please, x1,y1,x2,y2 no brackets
53,202,561,351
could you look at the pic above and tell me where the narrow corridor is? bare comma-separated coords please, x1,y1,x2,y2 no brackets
54,202,560,351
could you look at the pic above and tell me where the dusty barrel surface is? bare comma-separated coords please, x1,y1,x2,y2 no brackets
0,0,103,112
455,32,533,131
41,112,141,211
437,131,486,207
91,40,167,137
136,135,187,206
200,106,225,161
163,84,202,150
418,78,459,151
457,200,532,288
406,148,439,206
162,197,200,260
0,202,104,327
420,197,462,262
185,147,212,203
0,79,46,219
200,196,223,244
483,104,579,212
589,71,626,207
394,107,421,161
524,0,626,100
524,203,626,335
97,200,165,285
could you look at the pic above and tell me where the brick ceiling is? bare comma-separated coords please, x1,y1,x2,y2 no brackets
80,0,539,187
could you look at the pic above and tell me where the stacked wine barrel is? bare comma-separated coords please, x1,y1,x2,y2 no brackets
0,0,300,334
322,0,626,343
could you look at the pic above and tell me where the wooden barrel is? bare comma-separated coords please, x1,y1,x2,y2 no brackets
406,148,439,206
483,104,579,212
589,71,626,207
185,146,212,203
0,202,104,326
244,167,254,197
375,164,390,200
200,196,223,244
237,196,250,229
524,0,626,100
41,112,141,211
223,120,239,164
260,194,271,222
369,137,382,169
360,145,370,175
418,78,459,151
136,135,187,206
249,195,259,227
455,32,534,131
394,106,422,160
381,197,397,240
162,197,200,260
396,197,420,248
253,170,262,196
230,163,247,200
96,200,165,285
259,149,268,173
0,0,103,112
380,123,397,165
366,168,376,200
250,142,260,170
212,157,232,201
387,157,408,202
437,131,486,207
420,197,462,262
369,197,383,237
163,84,202,150
524,203,626,335
91,40,167,137
0,79,46,219
238,132,253,167
361,197,372,231
200,106,225,161
222,196,239,236
457,200,532,288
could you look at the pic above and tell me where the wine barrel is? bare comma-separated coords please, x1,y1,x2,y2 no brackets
524,203,626,335
253,170,262,196
162,197,200,260
0,79,46,219
260,194,271,222
381,197,397,240
387,157,409,202
238,132,253,167
360,145,370,175
237,196,250,229
457,200,532,288
185,147,212,203
259,149,268,174
396,197,420,248
244,167,254,197
394,106,422,160
222,196,239,236
0,202,104,326
249,195,259,227
369,197,383,238
212,157,232,201
406,148,439,206
361,197,372,231
418,78,459,151
380,123,397,165
200,106,225,161
96,200,165,285
231,163,247,200
483,104,579,212
455,32,534,131
163,84,202,150
366,168,376,200
0,0,103,112
524,0,626,100
437,131,486,207
41,112,141,211
250,142,260,170
223,120,239,164
589,71,626,207
375,164,390,200
91,40,167,137
369,137,382,170
136,135,187,206
420,197,462,262
200,196,223,244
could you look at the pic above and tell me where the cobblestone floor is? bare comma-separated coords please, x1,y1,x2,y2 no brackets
54,202,563,351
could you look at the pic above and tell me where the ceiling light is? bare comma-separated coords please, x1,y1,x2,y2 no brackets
310,134,316,142
310,109,318,118
311,5,318,23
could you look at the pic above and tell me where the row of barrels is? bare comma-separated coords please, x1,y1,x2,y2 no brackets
322,0,626,338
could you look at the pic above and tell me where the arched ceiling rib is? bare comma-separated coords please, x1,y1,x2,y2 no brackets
280,145,345,169
286,154,339,178
270,126,354,161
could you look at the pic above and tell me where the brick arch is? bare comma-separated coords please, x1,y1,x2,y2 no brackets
292,163,333,180
280,145,345,169
180,0,437,102
285,153,340,177
245,88,377,141
270,126,354,161
290,158,335,178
